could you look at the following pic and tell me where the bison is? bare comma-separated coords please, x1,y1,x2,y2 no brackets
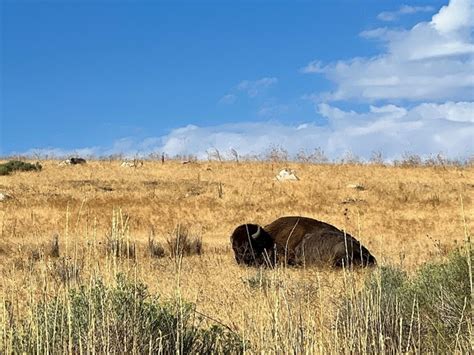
230,216,376,267
70,157,86,165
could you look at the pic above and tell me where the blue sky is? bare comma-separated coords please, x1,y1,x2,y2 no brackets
1,0,473,159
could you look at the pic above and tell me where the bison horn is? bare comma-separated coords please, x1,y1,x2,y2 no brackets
251,226,261,239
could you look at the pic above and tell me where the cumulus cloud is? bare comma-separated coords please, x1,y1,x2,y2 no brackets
377,5,435,22
303,0,474,102
158,101,473,160
432,0,473,33
22,101,473,160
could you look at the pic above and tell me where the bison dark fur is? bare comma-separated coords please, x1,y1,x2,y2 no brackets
70,157,86,165
230,216,376,267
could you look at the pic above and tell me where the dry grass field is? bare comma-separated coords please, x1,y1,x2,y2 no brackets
0,159,473,353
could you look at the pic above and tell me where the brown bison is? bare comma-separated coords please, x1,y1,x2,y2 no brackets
230,216,376,267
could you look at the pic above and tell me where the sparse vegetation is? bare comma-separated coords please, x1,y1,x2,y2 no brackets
166,226,203,258
369,150,384,165
0,160,42,175
50,234,60,257
265,145,289,162
4,274,244,354
242,269,282,292
105,210,137,259
0,159,472,353
296,147,329,164
336,248,472,353
50,256,82,285
148,232,166,258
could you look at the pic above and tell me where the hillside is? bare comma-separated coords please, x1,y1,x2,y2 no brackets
0,160,472,352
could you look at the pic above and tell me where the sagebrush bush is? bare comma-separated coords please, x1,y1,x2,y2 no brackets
4,274,244,354
166,227,203,258
410,250,472,350
148,235,166,258
49,234,60,257
0,160,42,175
336,248,473,353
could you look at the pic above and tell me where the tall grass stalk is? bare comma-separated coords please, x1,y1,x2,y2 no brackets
460,194,473,351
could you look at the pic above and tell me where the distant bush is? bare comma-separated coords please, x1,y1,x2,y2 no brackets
5,274,244,354
336,248,472,353
148,234,166,258
166,227,203,258
264,145,289,162
295,147,329,164
369,151,385,165
394,152,424,167
340,151,362,165
0,160,42,175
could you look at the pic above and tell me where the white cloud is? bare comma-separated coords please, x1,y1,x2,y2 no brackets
160,101,473,159
236,77,278,97
377,5,435,22
412,101,474,122
432,0,473,33
303,0,474,102
21,101,473,160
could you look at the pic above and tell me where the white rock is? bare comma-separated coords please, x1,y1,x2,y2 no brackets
121,161,134,167
276,169,299,181
121,160,143,168
58,159,71,166
0,192,12,201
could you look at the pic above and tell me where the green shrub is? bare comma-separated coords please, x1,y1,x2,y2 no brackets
5,274,244,354
0,165,9,176
411,250,472,351
0,160,42,175
336,248,473,353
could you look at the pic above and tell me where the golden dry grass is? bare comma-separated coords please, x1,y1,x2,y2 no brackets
0,160,473,352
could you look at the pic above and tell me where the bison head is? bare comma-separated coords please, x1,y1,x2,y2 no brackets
230,224,274,266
